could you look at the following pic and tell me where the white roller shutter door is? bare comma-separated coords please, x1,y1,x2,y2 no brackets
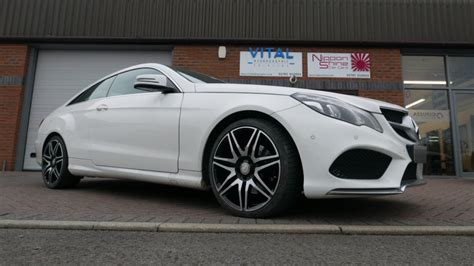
23,49,172,170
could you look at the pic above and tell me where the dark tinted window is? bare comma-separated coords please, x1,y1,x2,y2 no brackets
69,76,115,105
108,68,175,97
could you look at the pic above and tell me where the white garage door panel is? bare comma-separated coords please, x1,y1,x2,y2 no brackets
23,49,172,170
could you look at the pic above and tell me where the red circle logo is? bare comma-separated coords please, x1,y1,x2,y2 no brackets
351,53,371,72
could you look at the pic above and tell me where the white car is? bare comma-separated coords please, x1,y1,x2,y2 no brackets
35,63,426,217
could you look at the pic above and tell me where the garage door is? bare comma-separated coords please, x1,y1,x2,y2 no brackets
23,49,172,170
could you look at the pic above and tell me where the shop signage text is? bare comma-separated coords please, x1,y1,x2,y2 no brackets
248,47,294,59
240,47,302,77
307,52,371,78
408,109,450,122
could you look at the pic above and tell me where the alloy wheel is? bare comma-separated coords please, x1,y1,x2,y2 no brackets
42,139,64,185
212,126,281,212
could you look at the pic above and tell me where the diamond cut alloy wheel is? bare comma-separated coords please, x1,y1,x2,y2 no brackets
42,139,64,185
212,126,282,212
41,136,81,189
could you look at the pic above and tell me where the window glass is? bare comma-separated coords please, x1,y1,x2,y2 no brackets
454,93,474,173
69,76,115,105
108,68,175,97
170,67,224,83
88,77,115,100
405,89,454,175
402,56,446,88
447,57,474,87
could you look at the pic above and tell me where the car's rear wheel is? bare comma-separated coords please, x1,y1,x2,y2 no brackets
42,136,81,189
208,118,302,218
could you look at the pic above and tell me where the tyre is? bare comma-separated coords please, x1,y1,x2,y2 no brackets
207,118,302,218
41,136,81,189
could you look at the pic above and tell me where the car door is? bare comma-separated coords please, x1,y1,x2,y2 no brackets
88,68,182,173
64,76,116,159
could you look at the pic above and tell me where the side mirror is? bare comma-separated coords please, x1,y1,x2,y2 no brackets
134,74,176,93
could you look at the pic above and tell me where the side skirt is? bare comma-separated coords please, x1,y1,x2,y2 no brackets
68,158,206,190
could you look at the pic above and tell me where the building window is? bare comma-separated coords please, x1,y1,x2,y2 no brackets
447,56,474,87
404,89,455,176
402,56,447,88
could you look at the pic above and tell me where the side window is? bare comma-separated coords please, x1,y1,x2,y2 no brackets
69,76,115,105
107,68,176,97
88,77,115,100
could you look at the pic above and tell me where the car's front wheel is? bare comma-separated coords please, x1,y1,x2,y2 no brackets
42,136,81,189
208,118,302,218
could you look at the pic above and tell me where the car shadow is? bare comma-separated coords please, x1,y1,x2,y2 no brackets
77,178,218,209
76,178,422,222
284,197,422,223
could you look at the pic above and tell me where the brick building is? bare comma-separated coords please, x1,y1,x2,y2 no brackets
0,0,473,177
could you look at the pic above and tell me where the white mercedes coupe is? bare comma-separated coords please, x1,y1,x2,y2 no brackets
35,63,426,217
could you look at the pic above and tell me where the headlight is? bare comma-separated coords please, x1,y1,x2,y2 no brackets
291,93,383,132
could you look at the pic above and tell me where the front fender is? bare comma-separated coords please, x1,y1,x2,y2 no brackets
178,93,300,172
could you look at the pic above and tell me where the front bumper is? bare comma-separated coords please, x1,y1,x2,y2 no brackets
272,104,425,198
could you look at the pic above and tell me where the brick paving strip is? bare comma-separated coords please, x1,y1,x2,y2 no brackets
1,172,473,234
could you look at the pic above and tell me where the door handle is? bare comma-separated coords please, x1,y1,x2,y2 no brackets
96,104,108,111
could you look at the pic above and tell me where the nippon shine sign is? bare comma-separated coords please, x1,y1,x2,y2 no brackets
307,52,371,78
240,47,303,77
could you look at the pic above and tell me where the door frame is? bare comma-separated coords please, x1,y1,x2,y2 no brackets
450,89,474,178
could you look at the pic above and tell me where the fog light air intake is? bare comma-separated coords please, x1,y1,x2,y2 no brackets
329,149,392,180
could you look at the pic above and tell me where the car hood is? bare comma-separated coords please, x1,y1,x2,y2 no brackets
194,83,406,114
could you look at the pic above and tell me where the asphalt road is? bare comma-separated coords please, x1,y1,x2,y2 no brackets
0,229,473,265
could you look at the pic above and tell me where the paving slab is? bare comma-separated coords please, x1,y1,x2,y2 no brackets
1,172,473,226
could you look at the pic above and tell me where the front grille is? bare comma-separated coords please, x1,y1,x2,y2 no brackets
381,108,404,123
329,149,392,180
380,107,418,142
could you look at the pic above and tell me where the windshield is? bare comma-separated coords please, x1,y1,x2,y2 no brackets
171,67,225,83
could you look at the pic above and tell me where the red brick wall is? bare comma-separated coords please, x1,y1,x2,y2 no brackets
359,89,404,107
173,45,404,104
0,45,28,170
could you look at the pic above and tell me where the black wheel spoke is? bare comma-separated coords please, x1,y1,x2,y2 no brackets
228,131,245,157
213,156,236,167
253,172,275,196
43,167,51,183
255,159,280,172
48,167,54,182
219,178,240,197
52,142,59,155
47,142,53,156
249,131,262,160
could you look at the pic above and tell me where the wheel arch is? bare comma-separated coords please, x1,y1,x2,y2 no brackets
42,132,63,152
201,110,302,187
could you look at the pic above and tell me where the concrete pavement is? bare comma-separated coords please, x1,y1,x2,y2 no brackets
1,229,473,264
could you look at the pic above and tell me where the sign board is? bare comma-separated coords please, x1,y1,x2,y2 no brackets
240,48,303,77
408,109,450,123
307,52,371,78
